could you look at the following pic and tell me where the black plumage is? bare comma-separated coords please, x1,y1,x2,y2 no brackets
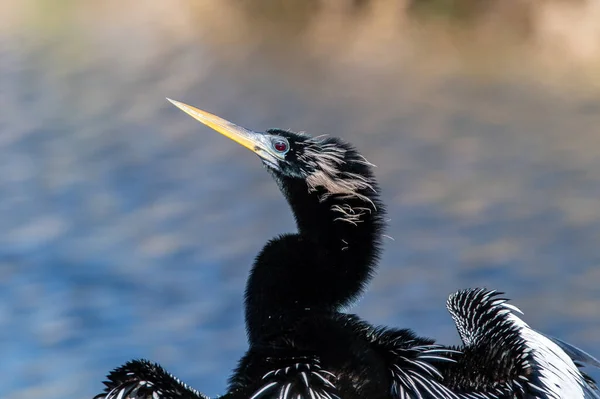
93,101,599,399
94,360,207,399
444,288,600,397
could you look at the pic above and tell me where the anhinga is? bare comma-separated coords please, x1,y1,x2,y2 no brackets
94,100,600,399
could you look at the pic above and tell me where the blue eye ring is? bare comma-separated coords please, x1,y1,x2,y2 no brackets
272,138,289,154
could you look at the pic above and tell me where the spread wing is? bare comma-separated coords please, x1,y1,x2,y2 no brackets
446,288,600,399
546,334,600,368
232,352,341,399
367,326,462,399
94,359,209,399
94,356,339,399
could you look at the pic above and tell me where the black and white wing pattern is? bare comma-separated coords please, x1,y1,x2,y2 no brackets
368,327,462,399
94,359,208,399
446,288,600,399
233,354,341,399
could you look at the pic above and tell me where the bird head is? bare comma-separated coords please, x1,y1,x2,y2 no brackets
167,99,378,212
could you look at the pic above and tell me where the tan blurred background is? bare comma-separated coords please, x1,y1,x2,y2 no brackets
1,0,600,398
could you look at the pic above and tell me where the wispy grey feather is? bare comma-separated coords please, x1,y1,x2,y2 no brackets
298,137,377,224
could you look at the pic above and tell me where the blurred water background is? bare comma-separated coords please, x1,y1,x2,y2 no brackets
2,0,600,398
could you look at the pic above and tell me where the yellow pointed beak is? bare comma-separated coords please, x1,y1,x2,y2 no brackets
167,98,262,153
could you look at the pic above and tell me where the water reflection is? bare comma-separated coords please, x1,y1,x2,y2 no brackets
1,1,600,398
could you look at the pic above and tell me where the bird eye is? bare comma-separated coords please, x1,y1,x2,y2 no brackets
272,138,289,154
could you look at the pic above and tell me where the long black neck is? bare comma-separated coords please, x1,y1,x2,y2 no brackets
244,164,384,343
